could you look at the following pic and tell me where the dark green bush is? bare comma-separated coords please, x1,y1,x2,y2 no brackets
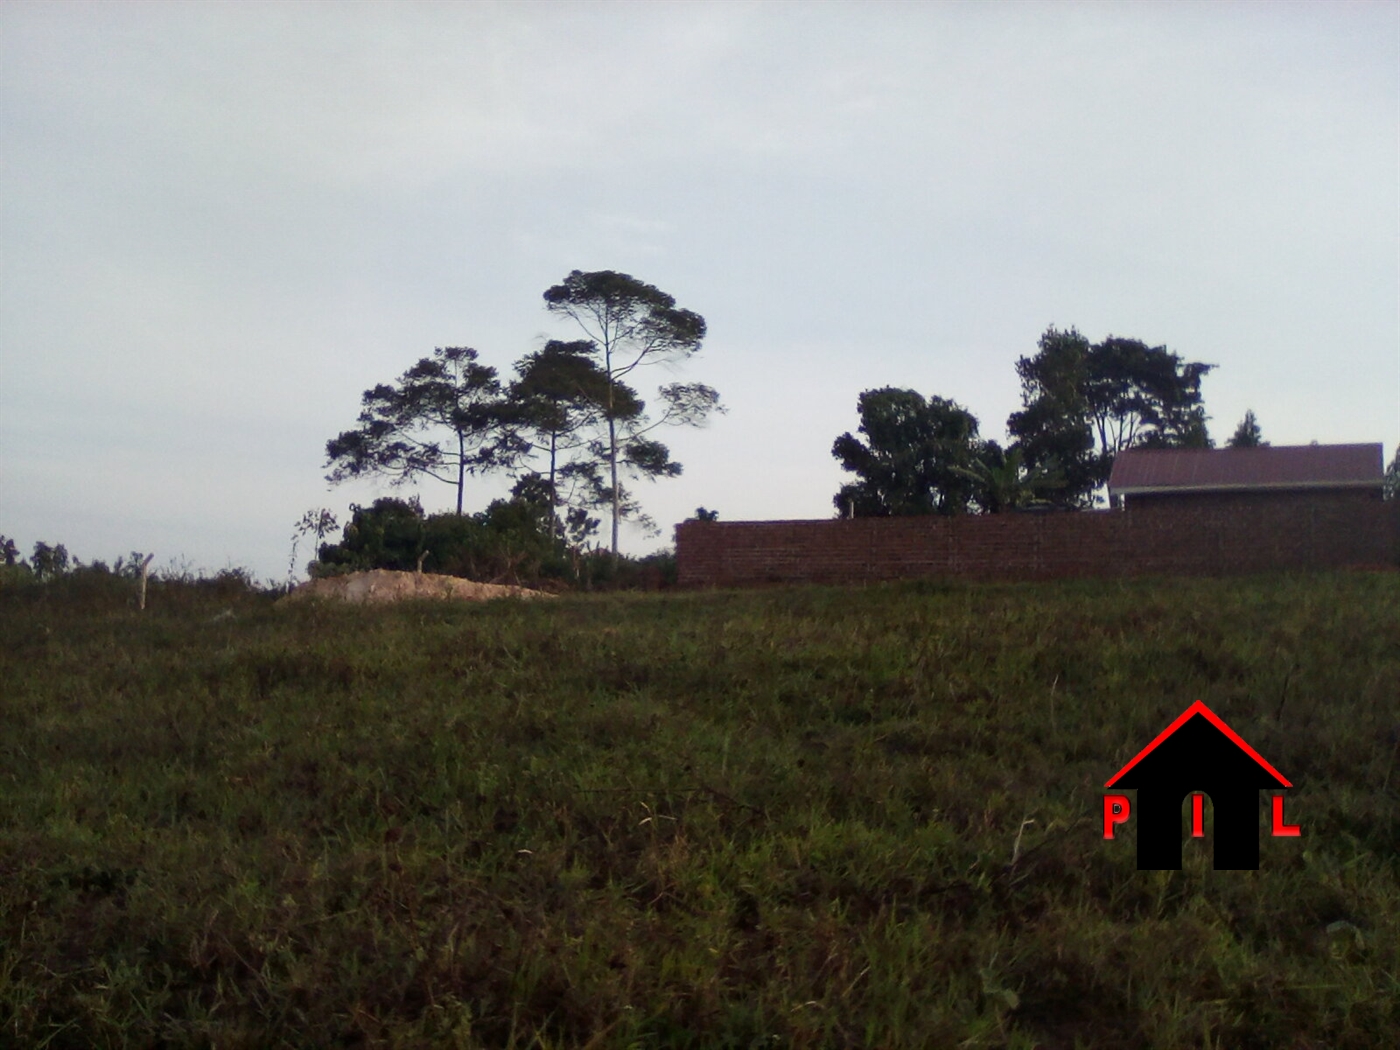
316,496,674,589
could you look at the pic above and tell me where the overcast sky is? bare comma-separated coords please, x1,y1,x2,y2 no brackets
2,1,1396,581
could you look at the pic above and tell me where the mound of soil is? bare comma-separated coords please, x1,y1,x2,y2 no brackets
279,569,553,605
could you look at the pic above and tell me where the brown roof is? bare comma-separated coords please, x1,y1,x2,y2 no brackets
1108,443,1384,496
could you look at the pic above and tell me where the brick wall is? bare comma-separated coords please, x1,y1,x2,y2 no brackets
675,491,1400,587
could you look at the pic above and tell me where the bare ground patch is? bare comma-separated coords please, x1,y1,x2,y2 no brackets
279,569,553,605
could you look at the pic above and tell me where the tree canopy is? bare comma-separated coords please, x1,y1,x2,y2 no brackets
543,270,708,378
318,273,723,565
1008,327,1214,506
953,442,1062,514
834,327,1214,517
1006,328,1099,508
315,494,562,584
832,389,984,517
1227,410,1265,448
543,270,721,555
506,340,618,537
324,347,516,515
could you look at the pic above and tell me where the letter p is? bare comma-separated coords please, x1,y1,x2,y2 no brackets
1103,794,1131,839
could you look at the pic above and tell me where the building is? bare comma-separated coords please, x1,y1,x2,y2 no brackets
1107,443,1385,511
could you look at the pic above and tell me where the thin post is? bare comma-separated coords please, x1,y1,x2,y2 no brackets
137,554,154,611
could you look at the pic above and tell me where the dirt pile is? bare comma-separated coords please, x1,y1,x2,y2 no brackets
279,569,553,605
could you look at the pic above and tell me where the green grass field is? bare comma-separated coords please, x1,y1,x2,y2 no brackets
2,572,1397,1048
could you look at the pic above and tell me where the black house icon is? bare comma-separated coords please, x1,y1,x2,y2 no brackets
1106,701,1291,870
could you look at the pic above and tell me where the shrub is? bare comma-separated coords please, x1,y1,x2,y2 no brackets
315,498,675,589
30,541,70,581
0,561,35,589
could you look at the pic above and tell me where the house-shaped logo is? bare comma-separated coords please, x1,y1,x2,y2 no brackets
1103,701,1299,870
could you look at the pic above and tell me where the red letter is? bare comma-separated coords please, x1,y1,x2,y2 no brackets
1272,795,1300,837
1103,794,1131,839
1191,793,1205,837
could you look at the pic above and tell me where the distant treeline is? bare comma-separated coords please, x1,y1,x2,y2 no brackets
0,510,679,595
833,326,1268,516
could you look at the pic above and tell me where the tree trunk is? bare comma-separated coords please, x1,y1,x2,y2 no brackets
608,414,619,559
605,356,620,560
548,430,561,541
456,432,465,515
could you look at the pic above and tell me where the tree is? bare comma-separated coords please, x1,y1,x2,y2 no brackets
289,508,339,582
954,442,1063,513
543,270,722,556
30,541,70,581
115,552,154,581
325,346,517,516
1227,410,1265,448
1008,327,1214,506
832,388,984,517
1385,448,1399,501
506,340,621,538
1085,336,1213,453
316,491,568,584
317,497,426,573
550,438,676,542
1006,327,1099,508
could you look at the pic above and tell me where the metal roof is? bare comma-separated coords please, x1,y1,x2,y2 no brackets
1107,443,1384,496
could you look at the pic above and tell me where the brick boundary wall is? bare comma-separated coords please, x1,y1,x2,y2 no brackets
675,492,1400,587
